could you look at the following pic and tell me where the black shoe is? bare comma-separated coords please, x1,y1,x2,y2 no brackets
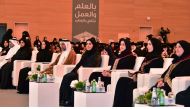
60,101,73,107
9,85,16,89
17,91,29,94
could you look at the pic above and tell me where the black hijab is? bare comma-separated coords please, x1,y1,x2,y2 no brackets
172,40,190,63
104,46,117,66
1,40,10,56
39,41,51,51
133,47,144,57
37,41,52,62
145,38,162,61
117,38,132,58
19,38,31,50
11,38,32,62
83,38,98,57
2,40,9,49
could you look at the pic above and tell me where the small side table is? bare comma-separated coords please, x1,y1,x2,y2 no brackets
74,91,113,107
134,103,184,107
29,82,59,107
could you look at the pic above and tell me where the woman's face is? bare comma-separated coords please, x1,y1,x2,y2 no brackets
20,40,25,47
51,45,56,53
4,41,9,47
111,43,114,48
86,41,93,51
147,40,154,53
41,41,46,49
131,45,136,51
56,47,61,53
175,43,184,57
81,44,85,48
101,49,108,55
36,36,39,40
119,41,126,52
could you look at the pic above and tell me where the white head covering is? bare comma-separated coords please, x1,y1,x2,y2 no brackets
0,38,20,68
57,40,72,65
5,38,20,59
0,47,2,52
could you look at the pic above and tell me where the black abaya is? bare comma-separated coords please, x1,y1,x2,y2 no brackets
59,51,102,106
0,47,32,89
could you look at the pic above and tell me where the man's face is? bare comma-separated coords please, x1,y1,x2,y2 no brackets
9,41,14,48
60,42,66,51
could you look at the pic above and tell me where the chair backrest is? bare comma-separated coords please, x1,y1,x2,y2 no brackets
76,54,82,64
100,55,110,67
31,50,39,62
163,58,174,69
133,57,145,71
172,77,190,95
50,53,59,64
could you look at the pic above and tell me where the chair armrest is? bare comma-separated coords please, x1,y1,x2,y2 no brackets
78,66,111,81
12,60,30,86
137,73,161,89
21,60,32,68
172,76,190,95
31,62,50,71
40,64,51,71
91,66,111,72
53,65,76,85
149,68,166,75
78,67,101,81
111,69,135,93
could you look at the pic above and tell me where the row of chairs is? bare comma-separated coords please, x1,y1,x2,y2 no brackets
10,51,190,106
12,51,110,86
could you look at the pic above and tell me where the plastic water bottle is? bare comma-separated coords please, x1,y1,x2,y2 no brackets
92,79,96,93
159,89,165,106
151,87,158,106
37,73,41,83
36,65,41,83
42,74,47,83
97,77,102,86
156,88,161,105
85,79,91,92
96,77,102,92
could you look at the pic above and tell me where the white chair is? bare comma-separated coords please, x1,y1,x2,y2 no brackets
99,56,145,106
149,58,173,75
12,50,38,86
75,56,145,106
133,58,174,101
111,57,145,93
135,58,173,89
53,55,110,85
53,54,82,85
12,52,58,86
31,53,59,72
172,76,190,96
78,55,110,81
134,76,190,101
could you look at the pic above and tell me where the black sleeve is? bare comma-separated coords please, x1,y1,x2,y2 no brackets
144,58,164,73
161,67,169,78
12,49,32,61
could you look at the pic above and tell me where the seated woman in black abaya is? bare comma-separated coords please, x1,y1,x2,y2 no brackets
176,85,190,107
113,38,164,107
59,38,102,106
0,38,32,89
151,40,190,95
0,40,10,56
89,38,136,91
17,41,53,94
